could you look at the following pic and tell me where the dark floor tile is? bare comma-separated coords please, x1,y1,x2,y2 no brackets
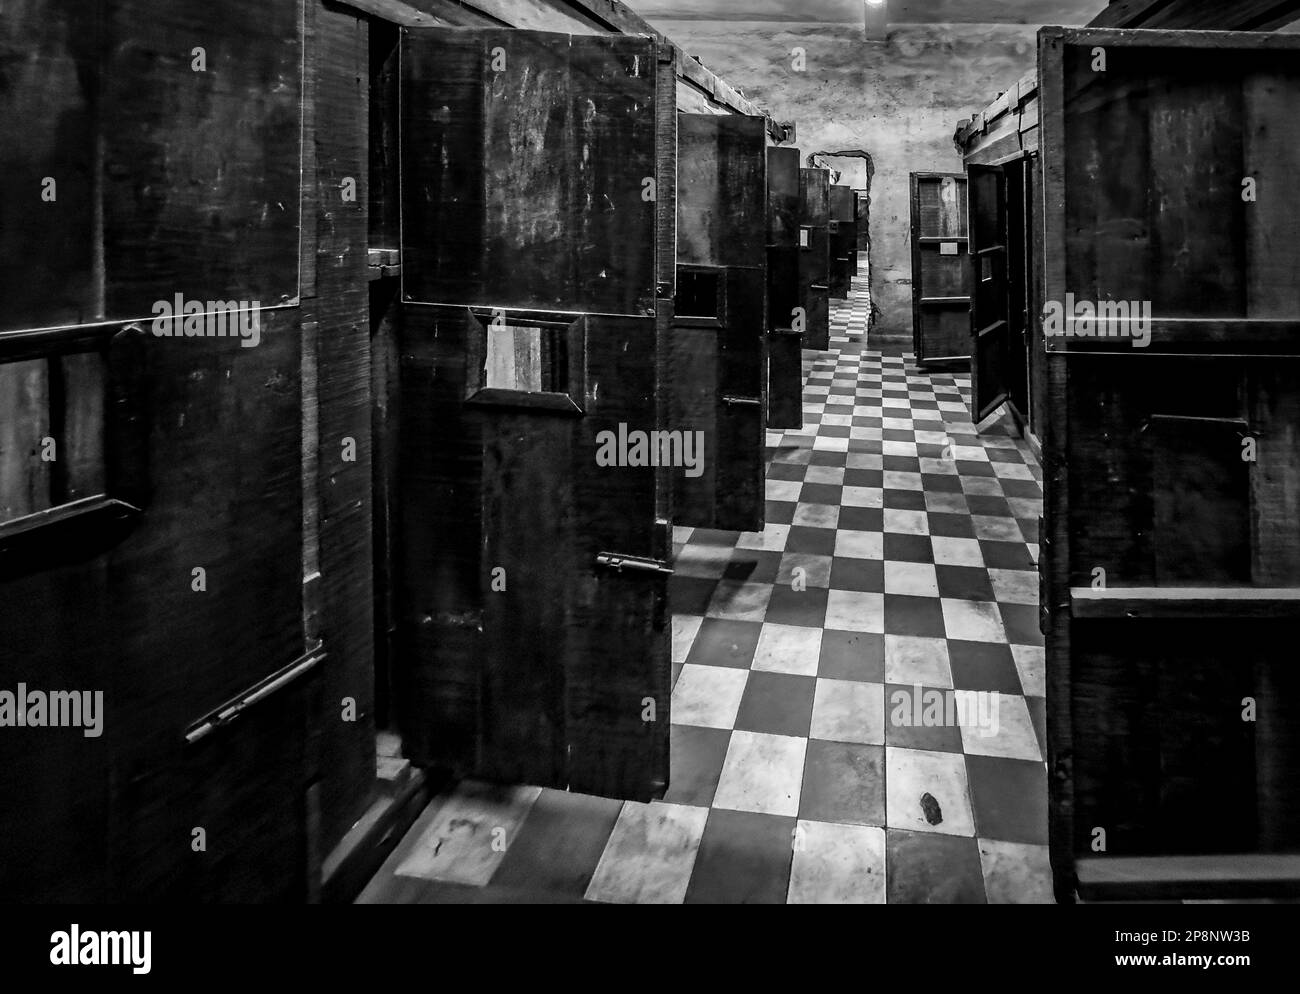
1019,517,1040,545
769,461,810,482
801,482,844,506
928,512,977,539
828,557,885,594
809,449,847,467
935,564,996,602
725,549,782,584
685,618,763,669
843,468,884,489
763,585,829,628
884,684,964,752
490,789,624,898
947,641,1022,695
965,755,1049,845
921,474,964,494
883,594,947,638
799,740,886,826
838,506,884,532
883,533,934,563
693,528,742,547
884,489,927,512
967,494,1012,518
735,672,816,738
1025,695,1047,760
882,428,917,444
956,460,996,478
1000,478,1043,500
818,630,885,682
785,526,838,556
671,576,721,616
765,500,796,526
980,540,1036,571
672,661,684,691
663,724,732,808
999,603,1044,647
882,456,922,474
887,830,987,904
684,808,796,905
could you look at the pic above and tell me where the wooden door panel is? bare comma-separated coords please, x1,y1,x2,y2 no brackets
968,165,1010,420
397,28,671,800
799,168,831,351
672,114,766,532
403,30,658,316
767,146,803,430
829,185,855,299
911,172,972,366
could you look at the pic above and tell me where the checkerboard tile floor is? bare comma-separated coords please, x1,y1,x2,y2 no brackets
361,274,1052,905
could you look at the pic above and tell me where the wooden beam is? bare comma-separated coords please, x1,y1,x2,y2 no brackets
1088,0,1300,30
337,0,788,139
1077,855,1300,901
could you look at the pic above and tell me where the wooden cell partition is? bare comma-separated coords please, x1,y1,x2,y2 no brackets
829,185,857,300
766,146,804,431
395,26,674,801
956,81,1045,442
909,172,972,367
672,113,768,533
1038,26,1300,902
798,167,832,352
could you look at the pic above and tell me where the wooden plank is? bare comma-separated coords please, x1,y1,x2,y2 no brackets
0,360,52,521
310,0,380,857
1249,366,1300,585
0,2,97,332
1148,74,1245,318
1089,0,1300,30
337,0,448,25
102,0,303,318
1077,855,1300,901
799,168,831,352
766,146,802,430
1039,26,1076,904
1071,587,1300,618
1244,72,1300,320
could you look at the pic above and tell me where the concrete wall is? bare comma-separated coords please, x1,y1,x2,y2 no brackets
647,19,1056,343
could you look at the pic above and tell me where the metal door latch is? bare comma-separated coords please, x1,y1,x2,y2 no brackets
596,552,674,576
722,395,761,408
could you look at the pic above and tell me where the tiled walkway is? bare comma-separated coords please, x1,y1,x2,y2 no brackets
360,269,1052,904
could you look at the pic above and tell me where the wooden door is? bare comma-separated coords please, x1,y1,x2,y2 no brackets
968,164,1012,422
910,172,971,367
766,146,803,430
672,113,767,533
1039,26,1300,901
798,168,831,351
829,185,856,299
396,27,674,801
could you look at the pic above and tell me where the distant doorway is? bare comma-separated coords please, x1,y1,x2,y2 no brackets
810,150,875,327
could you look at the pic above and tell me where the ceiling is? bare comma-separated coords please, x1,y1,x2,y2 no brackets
632,0,1104,24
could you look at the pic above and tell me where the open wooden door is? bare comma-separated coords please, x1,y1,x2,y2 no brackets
829,185,856,299
910,172,971,367
967,165,1011,423
395,27,674,801
798,168,831,351
766,146,803,430
672,113,767,533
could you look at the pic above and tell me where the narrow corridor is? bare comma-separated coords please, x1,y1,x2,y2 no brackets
361,268,1051,904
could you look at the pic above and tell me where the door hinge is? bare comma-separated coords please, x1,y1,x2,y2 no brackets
596,552,674,576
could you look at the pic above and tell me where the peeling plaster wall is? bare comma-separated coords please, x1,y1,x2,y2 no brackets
650,19,1047,343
